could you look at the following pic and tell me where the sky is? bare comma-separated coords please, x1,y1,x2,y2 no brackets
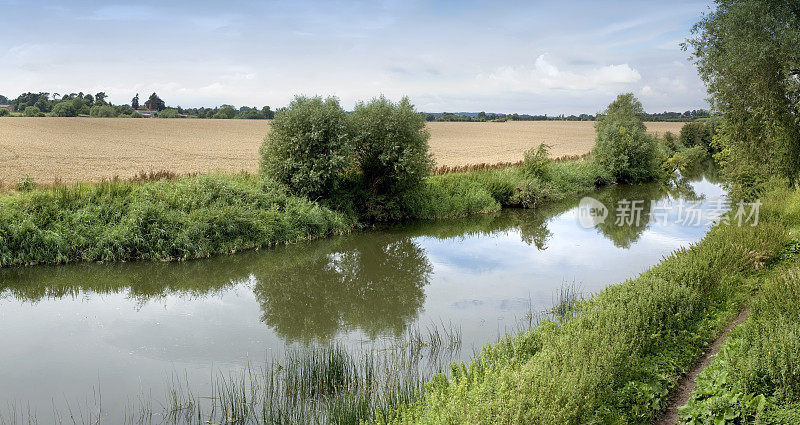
0,0,715,114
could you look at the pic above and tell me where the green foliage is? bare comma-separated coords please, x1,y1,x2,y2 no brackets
157,108,181,118
0,109,9,117
593,94,660,183
595,92,646,134
666,145,709,175
0,174,353,266
260,96,352,200
23,106,42,117
685,0,800,188
16,175,37,192
679,121,717,152
89,104,118,118
51,101,77,117
662,131,683,154
213,104,236,119
680,262,800,424
349,96,435,220
145,92,166,111
379,192,790,424
400,175,500,220
521,143,552,179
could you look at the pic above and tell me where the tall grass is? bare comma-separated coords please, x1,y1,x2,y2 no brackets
377,186,791,425
404,154,611,220
0,173,354,266
677,189,800,424
0,325,462,425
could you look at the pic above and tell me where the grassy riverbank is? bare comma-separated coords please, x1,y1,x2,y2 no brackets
0,154,609,267
0,173,353,266
677,188,800,425
376,184,795,425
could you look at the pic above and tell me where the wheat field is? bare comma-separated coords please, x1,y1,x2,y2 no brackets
0,118,686,185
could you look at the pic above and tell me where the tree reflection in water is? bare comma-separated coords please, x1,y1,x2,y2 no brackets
0,172,714,342
251,234,431,342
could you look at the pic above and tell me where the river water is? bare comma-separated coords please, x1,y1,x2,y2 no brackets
0,175,726,422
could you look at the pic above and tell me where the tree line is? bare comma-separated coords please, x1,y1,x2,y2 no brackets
0,91,275,119
426,109,712,122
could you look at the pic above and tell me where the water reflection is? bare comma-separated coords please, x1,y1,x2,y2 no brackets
0,175,714,342
0,175,727,422
251,235,430,341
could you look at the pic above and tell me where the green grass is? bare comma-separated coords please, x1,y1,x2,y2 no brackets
375,185,792,425
0,155,612,267
677,188,800,425
0,173,354,266
403,157,611,220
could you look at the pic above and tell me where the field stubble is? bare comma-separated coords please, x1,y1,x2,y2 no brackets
0,118,685,186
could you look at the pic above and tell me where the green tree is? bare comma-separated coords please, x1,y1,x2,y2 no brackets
89,105,118,117
145,93,166,111
259,96,352,200
685,0,800,190
94,92,108,105
0,94,9,104
0,109,10,117
592,94,659,183
131,93,140,109
52,101,78,117
24,106,42,117
157,108,181,118
350,96,434,219
213,104,236,119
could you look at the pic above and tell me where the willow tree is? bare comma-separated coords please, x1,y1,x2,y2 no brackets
685,0,800,195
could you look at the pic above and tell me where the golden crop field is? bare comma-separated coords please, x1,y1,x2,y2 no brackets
0,118,686,186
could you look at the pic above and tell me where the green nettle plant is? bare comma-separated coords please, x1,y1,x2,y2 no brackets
259,96,353,200
350,96,434,219
593,93,659,184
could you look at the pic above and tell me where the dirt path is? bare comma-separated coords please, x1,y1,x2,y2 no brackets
655,305,751,425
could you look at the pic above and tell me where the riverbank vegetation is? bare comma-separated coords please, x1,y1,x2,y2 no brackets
0,91,706,267
376,183,793,425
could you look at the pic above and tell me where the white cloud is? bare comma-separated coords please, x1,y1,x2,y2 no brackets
480,54,641,93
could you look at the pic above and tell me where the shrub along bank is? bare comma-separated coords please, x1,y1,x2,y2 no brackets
376,185,793,425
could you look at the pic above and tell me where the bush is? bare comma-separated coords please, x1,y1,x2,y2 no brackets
52,102,77,117
89,105,118,118
0,109,9,117
666,145,709,174
24,106,43,117
521,144,553,179
259,96,352,200
679,121,713,150
350,96,434,220
593,94,659,183
157,108,181,118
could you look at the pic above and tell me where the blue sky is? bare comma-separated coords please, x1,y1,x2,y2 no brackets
0,0,714,114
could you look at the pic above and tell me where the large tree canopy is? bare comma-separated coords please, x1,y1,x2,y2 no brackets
685,0,800,192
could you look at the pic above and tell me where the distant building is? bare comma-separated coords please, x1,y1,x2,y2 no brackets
136,108,158,118
0,104,14,112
